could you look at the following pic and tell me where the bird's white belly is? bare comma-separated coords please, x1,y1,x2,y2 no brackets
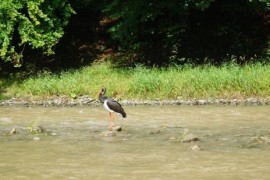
104,100,114,112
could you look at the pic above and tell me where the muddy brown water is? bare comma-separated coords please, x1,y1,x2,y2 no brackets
0,106,270,179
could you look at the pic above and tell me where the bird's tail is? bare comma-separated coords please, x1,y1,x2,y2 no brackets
121,111,127,118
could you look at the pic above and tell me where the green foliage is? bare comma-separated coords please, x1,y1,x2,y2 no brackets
130,66,162,98
2,62,270,100
104,0,270,66
0,0,269,69
249,0,270,9
0,0,74,66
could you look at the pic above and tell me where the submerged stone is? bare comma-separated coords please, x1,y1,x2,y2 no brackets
181,134,200,143
99,126,123,137
250,136,270,144
101,131,117,137
29,125,48,135
8,128,17,135
112,126,122,132
190,144,201,151
33,136,41,141
259,136,270,144
149,130,161,135
169,136,177,142
50,132,57,136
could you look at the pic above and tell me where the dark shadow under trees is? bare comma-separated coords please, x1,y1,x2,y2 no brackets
108,0,270,66
179,0,270,65
0,0,269,74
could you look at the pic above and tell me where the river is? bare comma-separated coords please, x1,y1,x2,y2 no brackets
1,106,270,179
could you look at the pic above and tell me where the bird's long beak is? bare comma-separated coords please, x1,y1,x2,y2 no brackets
97,89,102,101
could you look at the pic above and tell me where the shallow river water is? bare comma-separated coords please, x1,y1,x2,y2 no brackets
0,106,270,179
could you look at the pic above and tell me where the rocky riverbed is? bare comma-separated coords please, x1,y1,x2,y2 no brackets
0,96,269,107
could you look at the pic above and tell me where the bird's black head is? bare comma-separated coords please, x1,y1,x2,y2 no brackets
101,87,106,95
98,87,107,103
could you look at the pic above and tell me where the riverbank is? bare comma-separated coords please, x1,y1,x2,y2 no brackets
1,62,270,103
0,96,269,107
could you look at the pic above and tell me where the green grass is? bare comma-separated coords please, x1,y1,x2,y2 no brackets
1,62,270,100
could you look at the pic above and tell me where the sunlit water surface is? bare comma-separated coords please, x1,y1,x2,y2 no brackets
1,106,270,179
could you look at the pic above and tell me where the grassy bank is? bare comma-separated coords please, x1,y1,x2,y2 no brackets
1,62,270,100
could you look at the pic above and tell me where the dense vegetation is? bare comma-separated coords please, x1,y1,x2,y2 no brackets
104,0,270,66
0,0,269,70
1,62,269,100
0,0,74,67
0,1,269,100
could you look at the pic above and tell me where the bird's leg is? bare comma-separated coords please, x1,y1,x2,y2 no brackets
108,112,114,130
112,113,115,127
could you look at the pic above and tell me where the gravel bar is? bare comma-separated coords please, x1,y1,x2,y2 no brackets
0,96,269,107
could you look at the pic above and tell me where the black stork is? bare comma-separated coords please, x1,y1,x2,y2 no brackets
98,87,126,129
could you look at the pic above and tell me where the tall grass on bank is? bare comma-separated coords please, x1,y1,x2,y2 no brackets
2,62,270,100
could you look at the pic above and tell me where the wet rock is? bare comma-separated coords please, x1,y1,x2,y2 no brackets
112,126,122,132
100,126,123,137
79,96,94,105
198,100,207,105
8,128,17,135
230,99,240,106
101,131,117,137
51,132,57,136
190,144,201,151
121,99,129,105
250,136,270,144
219,99,229,104
169,136,177,141
28,124,48,135
36,126,46,133
259,136,270,144
181,134,200,143
33,136,41,141
246,98,258,105
149,130,161,135
240,135,270,148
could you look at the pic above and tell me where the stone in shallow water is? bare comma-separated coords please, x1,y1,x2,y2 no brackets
51,132,57,136
190,144,201,151
259,136,270,144
181,134,200,143
8,128,17,135
250,136,270,144
149,130,161,135
33,136,41,141
169,136,177,141
112,126,122,132
100,131,117,137
100,126,123,137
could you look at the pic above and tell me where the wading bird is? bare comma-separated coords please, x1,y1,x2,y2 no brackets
98,87,126,129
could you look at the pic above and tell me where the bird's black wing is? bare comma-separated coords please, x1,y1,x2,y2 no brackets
106,98,127,118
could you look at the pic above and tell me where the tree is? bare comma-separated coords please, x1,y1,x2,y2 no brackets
0,0,74,66
1,0,269,69
104,0,270,66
